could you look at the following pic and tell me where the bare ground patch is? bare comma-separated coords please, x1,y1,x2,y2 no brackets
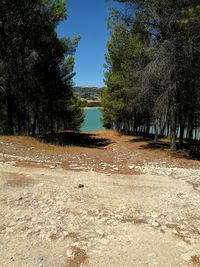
6,173,33,187
64,246,89,267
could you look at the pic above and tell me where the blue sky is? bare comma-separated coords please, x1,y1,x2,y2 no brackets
56,0,122,87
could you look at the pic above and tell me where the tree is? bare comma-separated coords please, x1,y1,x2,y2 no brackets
103,0,200,151
102,15,151,134
0,0,84,135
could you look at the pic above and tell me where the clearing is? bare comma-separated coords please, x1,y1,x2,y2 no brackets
0,131,200,267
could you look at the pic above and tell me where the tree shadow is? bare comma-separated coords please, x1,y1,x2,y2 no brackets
128,136,200,160
188,140,200,160
140,141,170,150
128,136,153,143
38,131,112,149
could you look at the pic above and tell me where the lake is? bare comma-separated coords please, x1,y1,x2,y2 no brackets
81,108,105,132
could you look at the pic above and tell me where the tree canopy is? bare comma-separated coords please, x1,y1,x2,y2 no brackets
102,0,200,150
0,0,84,135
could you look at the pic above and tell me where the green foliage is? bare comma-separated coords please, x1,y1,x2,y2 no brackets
102,14,151,132
104,0,200,149
0,0,83,135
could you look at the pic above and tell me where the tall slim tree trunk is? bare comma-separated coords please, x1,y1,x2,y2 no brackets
32,113,37,136
50,110,54,134
170,110,177,151
17,109,21,135
6,92,14,135
179,114,186,149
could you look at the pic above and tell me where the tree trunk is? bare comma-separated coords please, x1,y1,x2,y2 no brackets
170,104,177,151
179,115,186,148
154,120,158,143
6,92,14,135
170,115,177,151
32,113,37,136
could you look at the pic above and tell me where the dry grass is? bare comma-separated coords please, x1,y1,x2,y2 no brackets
190,255,200,266
49,232,60,241
64,246,88,267
121,217,147,224
0,135,81,153
166,223,191,244
0,131,115,154
15,161,48,168
66,232,78,239
90,130,120,139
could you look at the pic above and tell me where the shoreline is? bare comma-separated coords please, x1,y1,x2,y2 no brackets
83,107,102,110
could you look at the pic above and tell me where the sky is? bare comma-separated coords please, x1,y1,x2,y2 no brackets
56,0,122,88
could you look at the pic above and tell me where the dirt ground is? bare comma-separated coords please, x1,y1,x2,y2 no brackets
0,130,200,267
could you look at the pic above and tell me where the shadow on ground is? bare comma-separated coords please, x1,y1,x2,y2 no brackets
38,132,112,149
128,137,200,160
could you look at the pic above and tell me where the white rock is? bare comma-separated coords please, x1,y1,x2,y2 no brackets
151,222,159,227
50,166,55,169
128,165,135,169
66,249,73,258
57,201,64,206
99,238,109,245
96,229,104,236
37,183,44,187
181,252,193,261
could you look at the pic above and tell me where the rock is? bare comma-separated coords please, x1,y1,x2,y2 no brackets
78,184,84,188
37,183,44,187
181,252,193,261
66,249,74,258
56,200,64,206
151,221,159,227
99,238,109,245
50,166,55,169
128,165,135,170
95,229,104,236
148,253,156,257
161,225,167,231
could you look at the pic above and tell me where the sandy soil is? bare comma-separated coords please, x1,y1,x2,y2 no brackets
0,131,200,267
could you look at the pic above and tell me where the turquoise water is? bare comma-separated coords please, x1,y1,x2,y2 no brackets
81,108,104,132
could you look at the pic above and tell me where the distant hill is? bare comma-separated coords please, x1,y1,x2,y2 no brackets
73,87,103,107
73,86,102,101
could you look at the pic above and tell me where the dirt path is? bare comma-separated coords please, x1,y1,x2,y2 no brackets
0,132,200,266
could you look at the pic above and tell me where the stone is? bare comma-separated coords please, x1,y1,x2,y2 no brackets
37,183,44,187
57,200,64,206
181,252,193,261
66,249,73,258
50,166,55,169
128,165,135,170
78,184,84,188
151,222,159,227
99,238,109,245
161,225,167,231
96,229,104,236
